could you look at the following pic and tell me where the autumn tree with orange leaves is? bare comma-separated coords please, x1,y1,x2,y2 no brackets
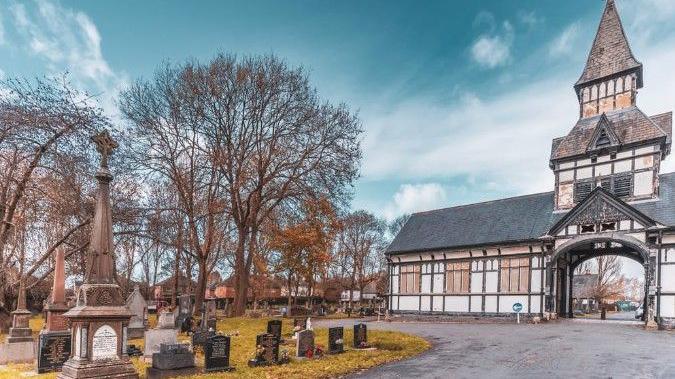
269,197,340,316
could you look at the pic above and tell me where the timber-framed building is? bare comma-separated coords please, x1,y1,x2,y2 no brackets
386,0,675,328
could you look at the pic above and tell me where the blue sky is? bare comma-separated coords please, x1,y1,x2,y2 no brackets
1,0,674,226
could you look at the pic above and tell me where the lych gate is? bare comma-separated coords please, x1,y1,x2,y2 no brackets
543,187,658,326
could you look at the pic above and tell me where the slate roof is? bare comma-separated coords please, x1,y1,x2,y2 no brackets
550,106,671,161
576,0,642,88
386,172,675,254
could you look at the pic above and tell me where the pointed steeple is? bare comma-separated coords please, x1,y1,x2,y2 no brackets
84,130,118,284
576,0,642,90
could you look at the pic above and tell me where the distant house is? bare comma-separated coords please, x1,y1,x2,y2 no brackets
341,281,380,305
153,274,197,302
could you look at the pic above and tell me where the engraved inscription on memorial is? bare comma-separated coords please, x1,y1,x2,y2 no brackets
92,325,118,360
37,332,72,373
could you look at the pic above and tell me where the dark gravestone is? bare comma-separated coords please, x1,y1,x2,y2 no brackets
353,323,367,348
328,327,344,354
175,295,192,328
267,319,282,341
295,329,315,358
147,343,198,379
192,329,215,350
293,318,307,330
37,330,71,373
204,335,234,372
249,333,279,366
207,318,217,331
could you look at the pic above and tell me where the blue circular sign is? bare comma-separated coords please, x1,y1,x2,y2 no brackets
512,303,523,313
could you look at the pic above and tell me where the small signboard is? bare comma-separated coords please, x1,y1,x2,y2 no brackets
513,302,523,324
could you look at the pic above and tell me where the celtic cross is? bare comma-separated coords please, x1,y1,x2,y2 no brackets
91,130,118,168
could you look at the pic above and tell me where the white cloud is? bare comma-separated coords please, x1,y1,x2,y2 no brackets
8,1,127,117
518,10,544,28
548,22,581,58
470,21,514,68
383,183,448,221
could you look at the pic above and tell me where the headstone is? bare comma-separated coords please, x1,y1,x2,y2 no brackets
126,285,148,339
266,319,282,341
328,327,344,354
91,324,118,360
157,310,175,329
143,318,178,360
175,295,192,329
37,330,71,373
204,335,234,372
353,323,368,348
191,329,215,350
249,333,279,366
295,329,315,358
146,343,198,379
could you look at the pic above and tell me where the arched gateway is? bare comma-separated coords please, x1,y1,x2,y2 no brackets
385,0,675,329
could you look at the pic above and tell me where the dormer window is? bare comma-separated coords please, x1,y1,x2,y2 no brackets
581,224,595,233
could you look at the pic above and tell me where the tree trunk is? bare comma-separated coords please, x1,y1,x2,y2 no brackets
194,257,207,317
172,220,183,307
232,227,249,316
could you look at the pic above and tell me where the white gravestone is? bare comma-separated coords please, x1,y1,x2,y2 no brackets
92,325,118,360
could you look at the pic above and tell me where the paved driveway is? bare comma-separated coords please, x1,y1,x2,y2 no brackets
315,318,675,379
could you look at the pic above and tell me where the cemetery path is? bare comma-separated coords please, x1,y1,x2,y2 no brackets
314,318,675,379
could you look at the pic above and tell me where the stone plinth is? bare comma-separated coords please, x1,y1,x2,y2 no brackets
0,339,35,364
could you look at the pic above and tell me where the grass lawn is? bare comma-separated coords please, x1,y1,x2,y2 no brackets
0,315,429,379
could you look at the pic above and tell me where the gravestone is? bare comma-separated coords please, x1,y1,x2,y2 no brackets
125,285,148,339
191,329,215,350
328,327,344,354
295,329,315,358
175,294,192,329
146,343,198,379
353,323,368,348
37,331,71,373
204,335,234,372
249,333,279,366
266,319,282,342
143,311,178,360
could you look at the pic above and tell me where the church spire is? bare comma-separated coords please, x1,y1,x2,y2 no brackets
575,0,643,118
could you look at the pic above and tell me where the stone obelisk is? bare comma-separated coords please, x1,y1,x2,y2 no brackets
37,248,72,373
0,280,35,364
59,130,138,379
45,248,69,331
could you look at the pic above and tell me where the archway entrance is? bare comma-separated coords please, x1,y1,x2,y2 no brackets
546,234,652,325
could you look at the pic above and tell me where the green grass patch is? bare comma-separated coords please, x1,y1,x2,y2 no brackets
1,315,429,379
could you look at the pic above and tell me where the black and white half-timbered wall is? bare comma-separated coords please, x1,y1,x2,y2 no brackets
386,0,675,328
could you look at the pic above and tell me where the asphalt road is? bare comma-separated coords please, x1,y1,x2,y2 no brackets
315,318,675,379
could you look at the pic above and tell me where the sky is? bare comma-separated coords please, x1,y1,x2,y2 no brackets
0,0,674,277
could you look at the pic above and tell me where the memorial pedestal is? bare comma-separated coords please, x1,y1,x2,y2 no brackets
37,330,72,373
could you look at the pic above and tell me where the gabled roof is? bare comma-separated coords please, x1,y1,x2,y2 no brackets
576,0,642,89
386,172,675,255
551,106,670,161
547,186,656,236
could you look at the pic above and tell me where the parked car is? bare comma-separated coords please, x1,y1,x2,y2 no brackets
635,305,644,319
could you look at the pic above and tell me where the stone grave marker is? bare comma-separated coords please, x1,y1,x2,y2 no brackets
146,343,197,379
267,319,282,341
204,334,234,372
328,327,344,354
191,329,215,350
295,329,315,358
37,330,71,373
249,333,279,366
175,294,192,328
125,285,148,339
143,311,178,360
353,323,367,348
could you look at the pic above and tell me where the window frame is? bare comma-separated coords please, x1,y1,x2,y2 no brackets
499,257,530,293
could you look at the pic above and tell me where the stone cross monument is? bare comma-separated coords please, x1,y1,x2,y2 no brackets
0,280,35,364
58,130,138,379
